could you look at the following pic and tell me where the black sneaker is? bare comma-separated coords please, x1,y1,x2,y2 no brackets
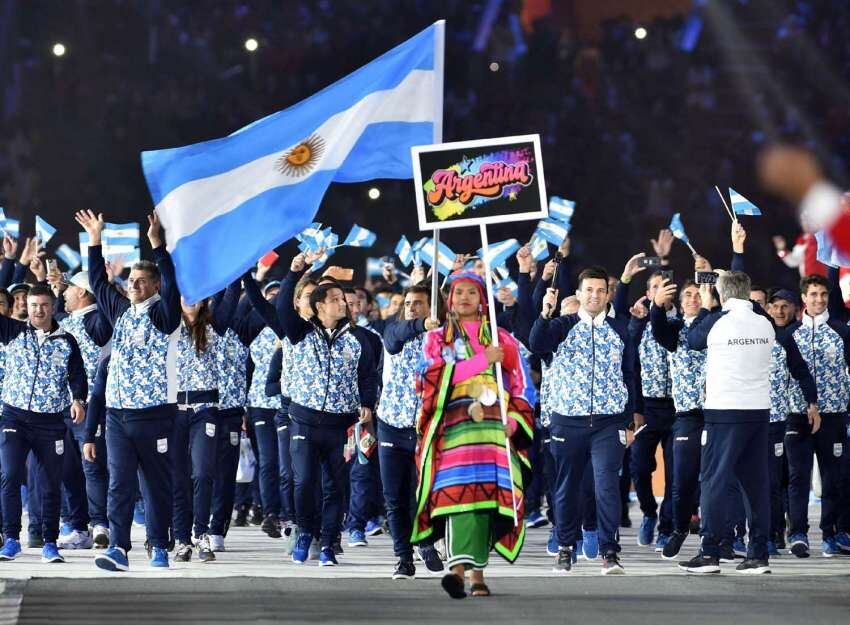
662,531,687,560
195,535,216,563
735,558,770,574
689,514,701,535
774,535,786,550
601,551,625,575
420,546,444,573
233,506,249,527
719,540,736,563
332,538,344,556
552,546,572,573
620,512,632,528
679,552,721,574
249,505,263,526
261,514,282,539
392,559,416,580
174,541,192,562
27,533,44,549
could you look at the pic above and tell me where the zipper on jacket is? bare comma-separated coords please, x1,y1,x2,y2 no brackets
27,331,43,411
589,322,595,427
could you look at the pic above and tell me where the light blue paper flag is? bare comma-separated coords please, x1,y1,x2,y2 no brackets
529,232,549,261
395,235,413,267
536,219,569,246
729,187,761,216
2,216,20,238
419,237,455,276
366,257,384,278
56,244,82,270
815,229,850,268
669,213,689,243
79,232,90,271
495,276,518,297
34,216,57,244
342,224,377,248
548,196,575,225
477,238,520,270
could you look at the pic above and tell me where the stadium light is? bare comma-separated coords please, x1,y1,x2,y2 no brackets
244,38,259,52
52,43,66,57
489,61,500,72
368,187,381,200
634,27,648,40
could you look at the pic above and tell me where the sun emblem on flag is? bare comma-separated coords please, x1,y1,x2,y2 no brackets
276,134,326,177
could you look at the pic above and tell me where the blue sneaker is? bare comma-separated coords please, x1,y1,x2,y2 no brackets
95,546,129,571
291,532,312,564
822,536,841,557
788,533,810,558
732,537,747,558
525,510,548,529
319,546,338,566
637,516,656,546
546,527,558,556
133,501,145,527
150,547,169,568
365,518,384,537
58,522,73,538
654,533,670,553
834,531,850,553
347,529,368,547
767,541,779,557
582,529,599,560
0,538,22,561
42,542,65,563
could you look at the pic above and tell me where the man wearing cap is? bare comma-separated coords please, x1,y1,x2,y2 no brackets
46,270,113,550
8,284,30,321
767,289,798,329
0,284,88,563
75,209,181,571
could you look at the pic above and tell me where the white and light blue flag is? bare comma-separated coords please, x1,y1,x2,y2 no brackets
35,216,57,244
366,257,384,278
548,196,575,225
729,187,761,216
815,229,850,268
56,244,82,270
143,21,445,302
395,235,413,267
419,237,455,276
342,224,377,248
79,232,90,271
103,221,140,263
536,218,569,246
477,238,520,269
669,213,690,243
2,214,20,238
529,232,549,261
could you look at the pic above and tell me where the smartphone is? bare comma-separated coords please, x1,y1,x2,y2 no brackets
695,271,719,285
46,258,58,273
638,256,663,268
660,269,674,282
633,424,649,437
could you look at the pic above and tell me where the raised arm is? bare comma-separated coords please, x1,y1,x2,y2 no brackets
649,280,680,352
75,210,129,324
614,252,647,319
146,214,181,334
210,279,241,336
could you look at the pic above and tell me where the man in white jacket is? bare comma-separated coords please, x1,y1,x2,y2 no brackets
677,271,779,575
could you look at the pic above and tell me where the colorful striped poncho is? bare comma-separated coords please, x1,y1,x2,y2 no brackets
412,320,535,563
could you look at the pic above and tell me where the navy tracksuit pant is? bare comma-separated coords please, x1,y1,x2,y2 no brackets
550,416,626,554
767,422,787,541
698,413,770,560
541,425,597,531
249,407,280,518
275,409,295,523
785,412,848,539
171,407,219,543
72,419,109,528
61,418,90,531
0,410,66,542
290,418,348,548
630,398,674,535
348,448,382,532
106,408,174,551
525,420,547,516
377,420,435,560
209,408,243,537
670,411,702,534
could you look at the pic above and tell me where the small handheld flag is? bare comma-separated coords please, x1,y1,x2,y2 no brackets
477,238,520,270
419,237,455,276
79,232,90,271
669,213,697,255
529,232,549,261
535,218,569,246
729,187,761,217
56,244,82,270
395,235,413,267
2,217,20,238
35,216,57,244
548,196,575,225
342,224,377,248
815,230,850,268
366,257,384,278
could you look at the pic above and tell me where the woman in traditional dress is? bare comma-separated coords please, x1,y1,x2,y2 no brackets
412,271,535,598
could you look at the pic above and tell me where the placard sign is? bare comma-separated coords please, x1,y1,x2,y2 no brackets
412,134,548,231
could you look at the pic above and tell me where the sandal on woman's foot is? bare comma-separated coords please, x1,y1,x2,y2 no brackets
470,583,490,597
441,573,467,599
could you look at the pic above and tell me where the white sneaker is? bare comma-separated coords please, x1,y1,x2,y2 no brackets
208,534,226,552
92,525,109,549
57,529,94,550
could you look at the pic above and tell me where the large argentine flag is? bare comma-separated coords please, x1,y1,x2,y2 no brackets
142,21,445,303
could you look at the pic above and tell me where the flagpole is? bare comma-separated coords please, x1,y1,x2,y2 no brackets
715,185,736,222
431,229,441,319
685,240,698,256
480,222,519,527
429,19,445,322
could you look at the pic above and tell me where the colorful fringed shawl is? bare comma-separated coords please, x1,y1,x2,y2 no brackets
412,320,535,563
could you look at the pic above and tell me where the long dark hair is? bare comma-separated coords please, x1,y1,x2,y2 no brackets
183,299,213,354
